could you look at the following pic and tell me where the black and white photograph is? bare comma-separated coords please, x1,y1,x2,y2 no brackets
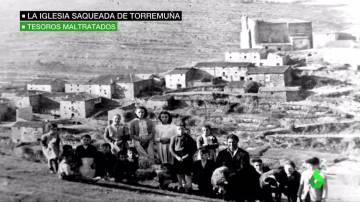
0,0,359,201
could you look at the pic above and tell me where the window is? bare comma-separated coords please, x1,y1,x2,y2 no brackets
244,56,247,59
265,75,271,82
265,46,268,49
276,63,280,66
240,77,245,81
277,47,281,51
260,63,263,66
223,72,226,77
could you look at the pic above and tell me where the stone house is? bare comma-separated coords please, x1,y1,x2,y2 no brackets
259,86,301,102
65,82,114,99
59,93,101,119
164,67,193,89
1,91,42,112
224,49,289,66
247,66,292,87
27,78,65,92
194,62,254,82
164,67,215,89
11,121,47,143
87,74,153,99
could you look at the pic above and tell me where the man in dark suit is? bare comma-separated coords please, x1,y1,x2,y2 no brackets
216,134,258,202
193,148,216,197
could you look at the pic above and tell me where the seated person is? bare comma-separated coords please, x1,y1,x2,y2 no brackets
75,134,99,179
192,148,216,197
97,143,117,179
58,145,81,180
157,163,176,190
114,147,139,183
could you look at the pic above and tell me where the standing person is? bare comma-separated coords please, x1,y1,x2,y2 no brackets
129,106,155,161
281,160,301,202
75,134,98,179
251,158,274,202
41,123,61,174
169,124,197,193
196,124,219,161
216,134,258,201
298,157,328,202
104,114,130,155
97,143,117,179
155,111,177,164
192,148,216,197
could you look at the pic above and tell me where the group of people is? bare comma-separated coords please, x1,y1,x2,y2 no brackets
40,106,328,202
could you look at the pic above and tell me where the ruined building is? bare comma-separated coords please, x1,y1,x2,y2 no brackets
240,15,313,51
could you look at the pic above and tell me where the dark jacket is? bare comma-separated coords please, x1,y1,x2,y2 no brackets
193,160,216,194
216,147,250,173
216,147,258,200
75,145,98,159
97,152,117,177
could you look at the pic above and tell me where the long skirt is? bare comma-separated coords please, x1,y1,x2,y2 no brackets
133,140,154,159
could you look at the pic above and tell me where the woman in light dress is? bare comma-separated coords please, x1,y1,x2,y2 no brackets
155,111,177,164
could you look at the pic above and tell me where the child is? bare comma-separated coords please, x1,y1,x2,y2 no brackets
157,163,175,190
41,123,61,174
169,124,197,193
192,148,216,197
196,124,219,161
114,147,139,183
75,134,98,179
97,143,117,179
298,157,328,202
58,145,81,180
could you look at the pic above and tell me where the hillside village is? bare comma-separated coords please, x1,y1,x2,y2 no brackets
1,13,360,201
0,15,359,146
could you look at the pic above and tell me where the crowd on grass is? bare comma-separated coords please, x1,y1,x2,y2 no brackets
40,106,328,202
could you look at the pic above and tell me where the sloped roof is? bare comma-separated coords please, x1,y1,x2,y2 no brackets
87,74,143,84
29,78,65,85
194,62,253,68
12,121,45,128
247,66,290,74
59,92,100,101
166,67,193,75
